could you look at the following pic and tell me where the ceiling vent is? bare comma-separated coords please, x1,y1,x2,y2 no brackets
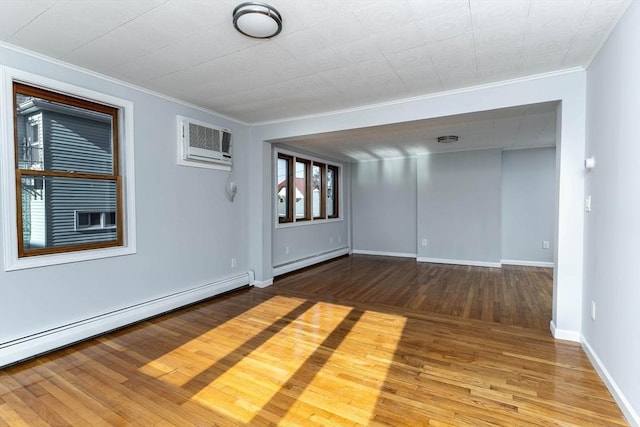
437,135,459,144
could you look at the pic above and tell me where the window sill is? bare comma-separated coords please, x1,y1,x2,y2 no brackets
5,245,136,271
275,217,343,230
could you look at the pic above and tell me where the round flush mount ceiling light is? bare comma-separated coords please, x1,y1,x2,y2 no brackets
233,2,283,39
437,135,459,144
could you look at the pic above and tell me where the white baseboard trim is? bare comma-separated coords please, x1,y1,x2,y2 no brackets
352,249,417,258
501,259,554,268
0,272,251,368
273,247,349,277
253,279,274,288
549,320,581,342
416,257,502,268
581,336,640,427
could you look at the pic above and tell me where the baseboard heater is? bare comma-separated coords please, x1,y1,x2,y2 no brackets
0,272,251,368
273,247,349,277
416,257,502,268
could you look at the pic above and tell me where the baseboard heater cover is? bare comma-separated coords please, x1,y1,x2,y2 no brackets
352,249,417,258
273,247,349,277
501,259,554,268
416,257,502,268
0,272,251,368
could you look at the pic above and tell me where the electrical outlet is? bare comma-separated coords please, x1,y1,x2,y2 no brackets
285,246,290,254
231,258,237,268
421,238,428,247
542,241,550,249
585,195,592,212
591,301,596,320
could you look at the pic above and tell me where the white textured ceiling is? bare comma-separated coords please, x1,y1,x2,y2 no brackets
0,0,630,160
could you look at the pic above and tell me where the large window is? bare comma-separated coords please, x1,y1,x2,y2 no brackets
13,83,122,257
1,72,136,270
277,152,340,224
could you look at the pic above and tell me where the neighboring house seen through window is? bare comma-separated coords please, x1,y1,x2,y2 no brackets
13,82,123,257
277,152,339,224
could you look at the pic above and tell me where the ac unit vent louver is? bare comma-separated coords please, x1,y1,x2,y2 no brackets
178,116,232,167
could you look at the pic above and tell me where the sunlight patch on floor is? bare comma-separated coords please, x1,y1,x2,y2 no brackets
138,296,407,425
279,309,407,425
190,301,353,424
138,296,307,385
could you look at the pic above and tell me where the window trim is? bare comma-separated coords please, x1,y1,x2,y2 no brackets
274,148,342,229
0,67,137,271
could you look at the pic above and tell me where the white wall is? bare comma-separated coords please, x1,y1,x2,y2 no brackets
0,45,252,364
583,1,640,424
417,149,502,265
352,158,417,256
501,147,556,264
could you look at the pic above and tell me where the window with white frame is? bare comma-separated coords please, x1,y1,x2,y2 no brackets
276,151,340,225
1,69,136,270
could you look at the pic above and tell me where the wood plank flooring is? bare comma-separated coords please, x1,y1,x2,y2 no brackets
273,255,553,330
0,255,627,426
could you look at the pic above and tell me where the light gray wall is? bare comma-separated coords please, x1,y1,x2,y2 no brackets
0,46,251,345
584,0,640,423
417,149,502,264
351,157,417,256
272,220,349,267
501,147,555,263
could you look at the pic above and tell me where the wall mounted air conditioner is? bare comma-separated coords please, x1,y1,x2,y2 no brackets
177,115,232,168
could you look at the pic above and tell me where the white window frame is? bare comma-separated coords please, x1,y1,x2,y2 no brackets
0,67,137,271
274,148,343,229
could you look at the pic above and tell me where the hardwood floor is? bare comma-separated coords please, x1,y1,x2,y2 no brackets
272,255,553,330
0,255,627,426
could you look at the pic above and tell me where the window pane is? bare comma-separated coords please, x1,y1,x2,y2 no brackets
77,213,90,227
89,212,102,226
295,161,307,219
277,157,289,221
21,175,118,250
15,92,114,175
312,164,322,218
327,167,335,217
106,212,117,227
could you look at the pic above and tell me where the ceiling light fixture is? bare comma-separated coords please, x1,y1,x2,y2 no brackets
437,135,459,143
233,2,282,39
